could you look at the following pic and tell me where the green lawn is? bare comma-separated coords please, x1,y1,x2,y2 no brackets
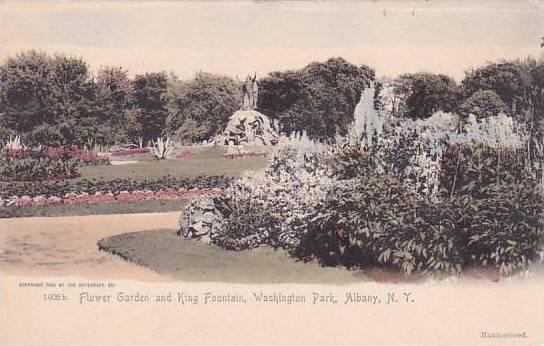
98,229,365,284
79,146,268,180
0,199,190,219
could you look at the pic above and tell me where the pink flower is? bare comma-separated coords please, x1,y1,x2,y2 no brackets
6,188,225,208
111,148,149,157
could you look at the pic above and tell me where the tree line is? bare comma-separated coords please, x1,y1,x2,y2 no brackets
0,50,542,148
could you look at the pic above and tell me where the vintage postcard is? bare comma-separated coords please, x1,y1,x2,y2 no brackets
1,0,543,345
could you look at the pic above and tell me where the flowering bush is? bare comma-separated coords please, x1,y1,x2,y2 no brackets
44,146,110,166
0,150,78,182
179,141,333,252
328,122,445,199
300,109,543,276
208,195,278,250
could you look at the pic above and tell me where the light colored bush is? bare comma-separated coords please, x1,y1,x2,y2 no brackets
4,135,25,150
150,136,176,159
179,143,334,251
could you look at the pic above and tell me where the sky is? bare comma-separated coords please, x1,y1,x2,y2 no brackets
1,0,543,80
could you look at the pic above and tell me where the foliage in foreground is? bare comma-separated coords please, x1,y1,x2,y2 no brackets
297,175,543,276
296,176,465,275
179,143,332,251
461,180,543,275
179,111,544,277
439,143,540,198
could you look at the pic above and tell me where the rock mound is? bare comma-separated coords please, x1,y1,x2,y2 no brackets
217,110,278,146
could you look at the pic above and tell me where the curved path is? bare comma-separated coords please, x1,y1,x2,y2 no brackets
0,212,180,281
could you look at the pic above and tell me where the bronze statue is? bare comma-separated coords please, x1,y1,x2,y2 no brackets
250,73,258,109
241,73,258,110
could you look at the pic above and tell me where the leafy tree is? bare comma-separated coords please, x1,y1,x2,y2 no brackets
460,59,543,166
172,118,211,144
459,90,507,119
132,72,168,143
0,50,56,134
258,57,375,140
49,54,97,139
26,124,64,147
95,66,138,145
164,72,241,142
96,66,133,104
461,62,530,115
0,50,102,146
393,72,460,119
519,58,544,171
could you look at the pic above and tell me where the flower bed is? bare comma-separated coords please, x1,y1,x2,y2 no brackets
6,146,109,166
224,152,267,160
3,188,224,208
0,175,233,205
175,150,193,160
45,146,110,166
110,147,150,157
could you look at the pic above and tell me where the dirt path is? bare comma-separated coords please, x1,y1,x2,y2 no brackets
0,211,363,284
0,212,180,281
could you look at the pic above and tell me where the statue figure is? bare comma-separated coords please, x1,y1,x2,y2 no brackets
241,73,258,110
250,73,258,109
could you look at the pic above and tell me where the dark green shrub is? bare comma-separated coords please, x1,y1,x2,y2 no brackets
297,176,465,276
26,124,65,147
393,72,460,119
460,62,528,116
461,180,544,275
211,194,280,251
0,151,78,182
297,174,543,276
459,90,507,119
440,143,535,197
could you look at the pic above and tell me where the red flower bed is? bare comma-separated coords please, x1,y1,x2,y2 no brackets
175,150,193,160
6,146,109,166
111,147,150,157
7,188,224,208
225,152,267,160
